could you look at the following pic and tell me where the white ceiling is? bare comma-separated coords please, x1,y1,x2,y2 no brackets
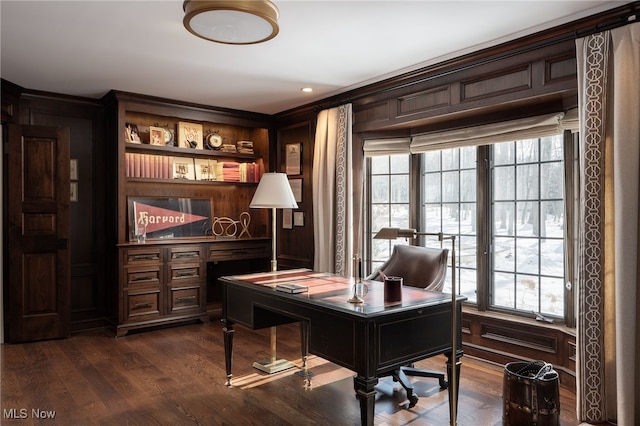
0,1,630,115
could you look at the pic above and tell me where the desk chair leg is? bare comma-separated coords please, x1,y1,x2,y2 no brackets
393,368,419,408
400,366,448,389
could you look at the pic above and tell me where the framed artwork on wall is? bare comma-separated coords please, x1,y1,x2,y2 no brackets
70,182,78,202
127,197,211,241
289,178,302,203
69,159,78,180
282,208,293,229
286,143,301,175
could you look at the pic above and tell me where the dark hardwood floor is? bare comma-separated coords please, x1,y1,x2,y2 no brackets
2,320,580,425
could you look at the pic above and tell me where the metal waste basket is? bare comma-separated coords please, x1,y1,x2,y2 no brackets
503,360,560,426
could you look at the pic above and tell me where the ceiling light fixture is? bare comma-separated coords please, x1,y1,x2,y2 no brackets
301,87,313,93
183,0,279,45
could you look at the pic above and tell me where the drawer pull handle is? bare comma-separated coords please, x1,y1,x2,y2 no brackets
133,302,153,309
131,274,156,282
176,296,197,303
175,270,196,278
131,255,159,261
173,252,199,259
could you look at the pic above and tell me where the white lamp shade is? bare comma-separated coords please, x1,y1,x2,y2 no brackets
250,173,298,209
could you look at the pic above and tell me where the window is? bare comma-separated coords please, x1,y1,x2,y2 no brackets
421,147,477,300
490,136,565,316
366,133,570,322
369,155,410,272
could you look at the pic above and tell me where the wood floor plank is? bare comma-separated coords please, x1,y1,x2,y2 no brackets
1,321,580,425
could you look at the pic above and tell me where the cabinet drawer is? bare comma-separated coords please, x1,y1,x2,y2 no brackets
169,245,202,261
167,262,203,284
126,290,160,320
124,247,162,265
208,241,270,261
169,286,203,313
125,266,162,288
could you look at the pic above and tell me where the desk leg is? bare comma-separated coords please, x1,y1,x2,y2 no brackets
354,376,378,426
222,319,234,386
296,321,313,380
446,350,463,425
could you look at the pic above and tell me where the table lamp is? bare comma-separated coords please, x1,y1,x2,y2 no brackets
249,173,298,373
373,227,459,425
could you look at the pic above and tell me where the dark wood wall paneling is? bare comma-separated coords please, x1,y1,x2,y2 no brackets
462,310,576,389
6,88,107,332
350,40,578,135
276,121,314,270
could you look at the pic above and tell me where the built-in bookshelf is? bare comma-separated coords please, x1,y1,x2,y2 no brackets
103,90,274,334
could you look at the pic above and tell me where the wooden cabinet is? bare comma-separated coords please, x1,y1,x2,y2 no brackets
117,238,270,336
105,91,275,336
120,245,163,328
166,245,204,316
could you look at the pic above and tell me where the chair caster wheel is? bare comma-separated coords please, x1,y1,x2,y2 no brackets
440,379,448,390
408,395,419,408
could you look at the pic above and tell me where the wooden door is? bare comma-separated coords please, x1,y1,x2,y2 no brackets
7,124,70,342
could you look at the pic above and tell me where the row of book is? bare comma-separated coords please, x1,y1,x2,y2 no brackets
124,152,262,182
125,153,173,179
237,140,254,154
215,161,262,183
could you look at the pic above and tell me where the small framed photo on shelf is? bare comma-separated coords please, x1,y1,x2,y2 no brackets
286,143,301,175
194,158,217,181
125,122,141,143
172,158,195,180
178,121,203,149
149,126,165,146
294,211,304,227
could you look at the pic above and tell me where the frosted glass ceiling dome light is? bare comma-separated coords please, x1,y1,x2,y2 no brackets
183,0,279,45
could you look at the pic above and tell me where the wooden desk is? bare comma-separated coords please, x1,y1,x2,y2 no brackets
220,269,466,426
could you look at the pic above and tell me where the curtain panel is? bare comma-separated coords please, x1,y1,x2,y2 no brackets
575,22,640,425
313,104,354,275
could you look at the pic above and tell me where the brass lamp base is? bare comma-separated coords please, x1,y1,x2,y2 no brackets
252,358,296,374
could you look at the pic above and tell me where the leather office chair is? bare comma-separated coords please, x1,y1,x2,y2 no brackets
368,244,449,407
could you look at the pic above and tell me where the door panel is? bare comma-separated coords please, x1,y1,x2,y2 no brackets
7,124,70,342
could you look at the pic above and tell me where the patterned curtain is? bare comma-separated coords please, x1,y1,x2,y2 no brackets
313,104,354,275
575,22,640,425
